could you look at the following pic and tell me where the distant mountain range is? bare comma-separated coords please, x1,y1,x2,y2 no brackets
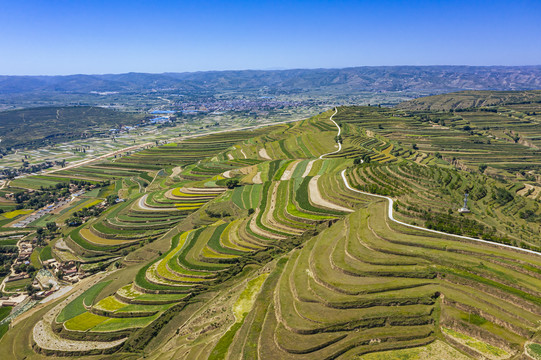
1,66,540,95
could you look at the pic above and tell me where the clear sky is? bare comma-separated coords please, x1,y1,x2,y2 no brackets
1,0,540,75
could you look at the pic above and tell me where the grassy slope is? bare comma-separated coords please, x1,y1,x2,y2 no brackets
396,90,541,111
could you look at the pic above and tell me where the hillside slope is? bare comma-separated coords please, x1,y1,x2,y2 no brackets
396,90,541,111
1,101,541,359
0,106,144,149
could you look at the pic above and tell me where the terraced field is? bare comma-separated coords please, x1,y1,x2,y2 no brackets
40,155,367,355
216,201,541,359
334,102,541,177
344,162,541,250
2,101,541,359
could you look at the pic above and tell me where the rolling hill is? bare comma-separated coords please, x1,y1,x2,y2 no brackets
0,106,145,149
1,93,541,359
396,90,541,111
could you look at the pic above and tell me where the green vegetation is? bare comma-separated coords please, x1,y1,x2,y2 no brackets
0,106,145,149
1,209,33,219
56,281,111,322
396,90,541,111
527,343,541,359
357,340,470,360
29,248,42,269
233,273,269,320
39,245,53,261
3,278,32,292
0,322,9,341
1,92,541,359
0,307,12,322
442,327,508,357
0,306,11,342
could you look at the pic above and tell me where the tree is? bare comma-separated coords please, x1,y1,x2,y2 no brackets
46,222,57,232
353,158,362,165
65,217,81,226
478,164,487,173
492,187,513,205
362,154,371,164
226,179,240,189
106,194,118,205
26,283,37,295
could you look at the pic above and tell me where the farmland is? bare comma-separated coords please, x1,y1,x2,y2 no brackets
0,91,540,359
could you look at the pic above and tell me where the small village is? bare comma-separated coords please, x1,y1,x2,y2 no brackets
0,182,112,312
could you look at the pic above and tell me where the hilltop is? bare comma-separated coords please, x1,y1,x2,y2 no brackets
396,90,541,111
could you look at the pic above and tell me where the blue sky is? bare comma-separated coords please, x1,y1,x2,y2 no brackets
1,0,540,75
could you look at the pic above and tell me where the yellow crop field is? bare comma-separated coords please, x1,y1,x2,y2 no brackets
2,209,33,219
80,227,134,246
175,205,202,210
171,189,207,197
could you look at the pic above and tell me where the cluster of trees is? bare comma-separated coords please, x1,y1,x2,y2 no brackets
225,179,239,189
14,184,70,209
65,204,104,226
417,114,448,126
519,209,539,222
35,222,58,242
0,253,16,278
12,180,110,210
205,209,231,218
423,211,504,242
14,191,64,210
492,187,514,205
13,262,37,276
0,161,54,179
478,164,488,173
353,154,371,165
65,195,116,226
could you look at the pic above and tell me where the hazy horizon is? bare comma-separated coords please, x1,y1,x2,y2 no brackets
3,64,541,78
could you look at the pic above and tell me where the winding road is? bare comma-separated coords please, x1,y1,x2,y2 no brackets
319,107,341,159
320,107,539,256
340,170,540,256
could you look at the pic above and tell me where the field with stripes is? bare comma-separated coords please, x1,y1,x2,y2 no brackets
2,97,541,360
